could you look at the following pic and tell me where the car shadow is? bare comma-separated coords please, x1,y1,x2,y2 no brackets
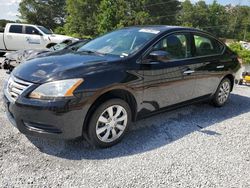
26,93,250,160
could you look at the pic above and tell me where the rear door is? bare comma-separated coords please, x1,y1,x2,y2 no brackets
190,33,227,97
4,25,26,51
141,32,197,114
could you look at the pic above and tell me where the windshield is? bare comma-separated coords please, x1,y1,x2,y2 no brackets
38,26,53,34
78,28,160,57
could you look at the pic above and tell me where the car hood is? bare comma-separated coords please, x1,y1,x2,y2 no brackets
12,50,120,83
48,34,76,42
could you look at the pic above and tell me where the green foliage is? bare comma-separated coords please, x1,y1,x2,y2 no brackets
64,0,180,37
144,0,181,25
97,0,149,34
64,0,100,37
229,43,250,64
17,0,250,40
0,19,15,31
178,0,250,41
18,0,66,30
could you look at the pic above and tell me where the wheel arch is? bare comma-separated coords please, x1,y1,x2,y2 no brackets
82,89,138,133
46,43,57,48
224,74,234,91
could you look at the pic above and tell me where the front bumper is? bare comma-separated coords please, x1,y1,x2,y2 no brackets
3,90,89,140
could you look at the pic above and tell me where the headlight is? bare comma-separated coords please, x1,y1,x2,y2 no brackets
29,78,83,99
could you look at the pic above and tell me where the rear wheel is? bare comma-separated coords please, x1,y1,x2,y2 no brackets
87,99,131,148
211,78,231,107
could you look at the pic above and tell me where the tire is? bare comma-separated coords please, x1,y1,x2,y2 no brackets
211,78,231,107
87,99,131,148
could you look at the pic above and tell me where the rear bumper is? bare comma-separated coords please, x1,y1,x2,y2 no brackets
3,91,89,140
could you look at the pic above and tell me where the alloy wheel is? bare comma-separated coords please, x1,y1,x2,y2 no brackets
218,81,230,104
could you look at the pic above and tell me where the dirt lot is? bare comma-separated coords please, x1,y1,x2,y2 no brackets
0,63,250,187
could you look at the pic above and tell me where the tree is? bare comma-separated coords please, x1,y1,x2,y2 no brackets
0,19,15,30
63,0,180,37
64,0,101,37
97,0,149,34
97,0,181,34
18,0,66,30
144,0,181,25
178,0,195,27
206,0,229,37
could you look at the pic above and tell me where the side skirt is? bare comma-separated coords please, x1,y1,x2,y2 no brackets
136,94,212,121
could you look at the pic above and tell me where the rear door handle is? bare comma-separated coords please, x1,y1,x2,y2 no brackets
216,65,224,69
183,70,195,75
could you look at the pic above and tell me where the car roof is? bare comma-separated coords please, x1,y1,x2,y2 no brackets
7,23,45,28
123,25,200,32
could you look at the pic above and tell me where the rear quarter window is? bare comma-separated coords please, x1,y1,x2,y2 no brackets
9,25,23,34
194,34,224,56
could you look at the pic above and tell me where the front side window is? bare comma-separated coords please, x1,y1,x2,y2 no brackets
194,34,224,56
9,25,23,34
78,28,160,57
25,26,40,35
37,26,52,34
150,33,191,62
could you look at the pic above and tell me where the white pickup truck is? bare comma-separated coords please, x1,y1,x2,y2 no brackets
0,23,75,55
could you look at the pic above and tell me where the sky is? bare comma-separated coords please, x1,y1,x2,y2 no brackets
0,0,250,21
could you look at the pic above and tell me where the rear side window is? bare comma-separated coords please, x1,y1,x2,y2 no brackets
25,26,40,35
194,34,224,56
9,25,23,34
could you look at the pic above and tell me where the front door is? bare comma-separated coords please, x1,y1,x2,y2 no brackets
24,26,44,50
140,32,196,115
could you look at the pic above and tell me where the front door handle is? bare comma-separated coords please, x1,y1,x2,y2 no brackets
216,65,224,69
183,70,195,75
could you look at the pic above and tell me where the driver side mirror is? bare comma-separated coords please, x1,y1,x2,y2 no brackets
146,50,171,63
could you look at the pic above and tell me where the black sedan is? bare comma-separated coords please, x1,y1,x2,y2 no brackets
3,26,240,148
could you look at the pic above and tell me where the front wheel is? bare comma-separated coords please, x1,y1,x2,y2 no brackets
87,99,131,148
211,78,231,107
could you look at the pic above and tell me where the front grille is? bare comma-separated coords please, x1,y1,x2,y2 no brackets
6,76,33,101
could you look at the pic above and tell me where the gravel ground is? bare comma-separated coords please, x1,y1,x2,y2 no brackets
0,60,250,187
